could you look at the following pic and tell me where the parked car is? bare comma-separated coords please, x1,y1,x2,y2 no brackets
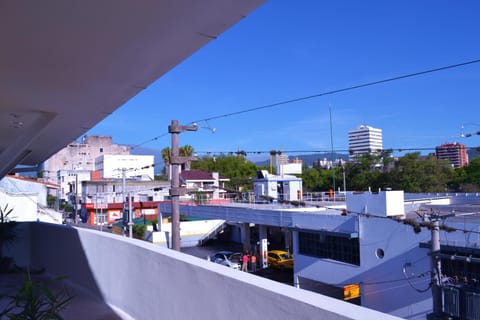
267,250,294,270
209,251,242,269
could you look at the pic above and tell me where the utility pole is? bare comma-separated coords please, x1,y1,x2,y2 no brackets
122,168,126,222
430,215,443,319
128,192,133,238
341,160,346,194
99,195,103,232
427,212,454,320
329,106,336,199
74,173,78,223
169,120,197,251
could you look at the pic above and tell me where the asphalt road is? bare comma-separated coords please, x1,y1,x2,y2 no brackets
182,240,294,286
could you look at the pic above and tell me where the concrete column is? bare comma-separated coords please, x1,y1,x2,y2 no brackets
242,223,251,252
212,172,219,200
284,228,292,254
258,225,268,269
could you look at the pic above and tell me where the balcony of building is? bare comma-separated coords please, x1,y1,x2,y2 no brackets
0,222,402,319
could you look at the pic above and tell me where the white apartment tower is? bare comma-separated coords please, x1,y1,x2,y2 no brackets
348,125,383,161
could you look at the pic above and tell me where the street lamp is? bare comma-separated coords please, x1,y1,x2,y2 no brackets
67,172,79,223
461,123,480,138
168,120,198,251
340,159,347,195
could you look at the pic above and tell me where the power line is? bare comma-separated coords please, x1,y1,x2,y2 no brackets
190,58,480,125
131,133,169,150
130,58,480,151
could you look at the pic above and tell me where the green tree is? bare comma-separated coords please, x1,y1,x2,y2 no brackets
302,167,333,192
192,155,259,191
345,154,383,191
179,145,195,170
389,153,454,192
454,157,480,192
179,144,194,157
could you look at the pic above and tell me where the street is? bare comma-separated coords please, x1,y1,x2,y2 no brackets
182,240,294,286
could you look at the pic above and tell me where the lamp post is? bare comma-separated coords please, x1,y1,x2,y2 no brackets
460,123,480,138
168,120,197,251
128,192,133,238
69,172,79,223
67,168,81,224
329,106,335,200
340,159,347,195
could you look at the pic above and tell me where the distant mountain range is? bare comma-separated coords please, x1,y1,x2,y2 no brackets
254,152,349,167
130,146,479,175
468,148,480,160
256,149,480,167
129,147,350,173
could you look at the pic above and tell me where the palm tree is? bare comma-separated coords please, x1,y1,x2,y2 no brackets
179,145,195,170
161,147,171,176
179,145,194,157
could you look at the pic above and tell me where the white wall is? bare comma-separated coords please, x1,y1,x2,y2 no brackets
0,189,38,221
96,155,154,180
346,191,405,217
0,176,48,206
293,215,432,318
13,223,402,320
58,170,91,201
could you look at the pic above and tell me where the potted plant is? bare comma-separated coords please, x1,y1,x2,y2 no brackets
0,271,74,318
0,203,17,272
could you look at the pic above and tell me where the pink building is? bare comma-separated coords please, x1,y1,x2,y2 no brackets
435,142,469,168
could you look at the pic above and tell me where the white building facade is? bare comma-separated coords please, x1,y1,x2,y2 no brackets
95,154,154,181
274,154,302,175
0,176,62,223
57,169,92,202
348,125,383,161
41,135,130,184
253,170,303,202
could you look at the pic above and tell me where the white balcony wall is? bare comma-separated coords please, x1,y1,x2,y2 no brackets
9,222,402,320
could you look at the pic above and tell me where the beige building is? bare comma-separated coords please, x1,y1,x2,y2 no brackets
41,135,130,184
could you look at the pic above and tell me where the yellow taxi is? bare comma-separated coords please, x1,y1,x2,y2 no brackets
267,250,294,270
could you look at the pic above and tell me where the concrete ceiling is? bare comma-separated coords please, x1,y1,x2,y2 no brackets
0,0,264,178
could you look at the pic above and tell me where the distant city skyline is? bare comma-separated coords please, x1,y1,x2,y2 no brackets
86,1,480,159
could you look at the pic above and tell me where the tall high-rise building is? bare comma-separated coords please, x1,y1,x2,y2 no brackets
348,125,383,161
435,142,469,168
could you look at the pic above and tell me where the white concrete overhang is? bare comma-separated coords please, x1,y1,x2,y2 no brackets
0,0,265,178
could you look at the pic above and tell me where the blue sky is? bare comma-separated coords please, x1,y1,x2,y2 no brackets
87,1,480,160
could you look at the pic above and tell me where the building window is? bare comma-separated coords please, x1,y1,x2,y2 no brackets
100,148,103,153
298,231,360,266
